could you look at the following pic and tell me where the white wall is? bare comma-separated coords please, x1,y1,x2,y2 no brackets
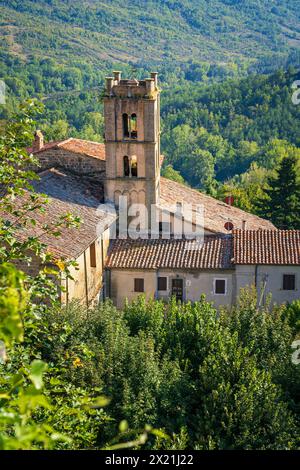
109,268,234,309
235,265,300,306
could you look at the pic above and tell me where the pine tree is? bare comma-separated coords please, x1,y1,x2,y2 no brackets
257,155,300,229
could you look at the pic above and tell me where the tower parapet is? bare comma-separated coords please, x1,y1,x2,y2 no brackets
105,73,158,99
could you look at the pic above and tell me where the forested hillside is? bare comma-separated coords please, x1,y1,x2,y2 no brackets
1,1,300,224
162,68,300,183
1,0,300,79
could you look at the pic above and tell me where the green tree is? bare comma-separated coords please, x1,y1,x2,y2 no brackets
161,165,185,184
257,155,300,228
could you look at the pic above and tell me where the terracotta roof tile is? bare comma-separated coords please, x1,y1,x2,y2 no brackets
3,169,116,259
106,235,233,270
28,138,106,160
159,177,275,234
233,229,300,265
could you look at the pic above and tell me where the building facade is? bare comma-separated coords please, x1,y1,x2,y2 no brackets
16,72,299,308
106,231,300,309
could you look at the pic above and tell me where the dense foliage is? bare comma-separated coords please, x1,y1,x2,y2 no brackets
161,68,300,182
1,0,299,76
16,293,299,450
161,68,300,225
256,154,300,229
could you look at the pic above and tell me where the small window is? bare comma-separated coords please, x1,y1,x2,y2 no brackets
123,113,129,138
158,277,167,291
123,156,130,177
134,278,144,293
283,274,295,291
130,114,137,139
214,279,226,295
90,242,96,268
131,155,138,177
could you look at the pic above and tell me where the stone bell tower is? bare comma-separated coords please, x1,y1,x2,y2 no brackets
103,71,161,218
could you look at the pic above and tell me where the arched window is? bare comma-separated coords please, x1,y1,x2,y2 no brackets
122,113,138,139
122,113,129,138
123,156,130,177
130,114,137,139
131,155,138,177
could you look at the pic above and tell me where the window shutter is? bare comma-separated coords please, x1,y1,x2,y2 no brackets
215,279,226,294
157,277,167,291
134,278,144,292
90,242,96,268
283,274,295,291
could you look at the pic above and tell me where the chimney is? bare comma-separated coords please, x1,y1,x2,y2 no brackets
113,71,121,83
145,78,155,95
106,77,114,94
225,195,234,206
32,130,44,152
150,72,158,87
242,220,247,230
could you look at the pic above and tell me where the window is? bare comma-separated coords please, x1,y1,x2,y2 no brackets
122,113,129,138
122,113,138,139
123,155,138,178
134,278,144,293
123,156,130,177
130,114,137,139
283,274,296,291
131,155,138,177
158,277,167,291
214,279,226,295
90,242,96,268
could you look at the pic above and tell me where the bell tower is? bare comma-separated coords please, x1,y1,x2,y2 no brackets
103,71,161,218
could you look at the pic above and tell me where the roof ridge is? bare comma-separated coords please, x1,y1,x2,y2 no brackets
57,137,73,147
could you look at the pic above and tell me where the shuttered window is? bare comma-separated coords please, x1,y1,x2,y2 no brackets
157,277,167,291
283,274,295,291
134,278,144,292
90,242,96,268
214,279,226,295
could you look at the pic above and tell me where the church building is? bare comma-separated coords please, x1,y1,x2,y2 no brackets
17,72,300,308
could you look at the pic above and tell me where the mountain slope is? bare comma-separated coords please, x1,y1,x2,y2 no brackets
1,0,300,73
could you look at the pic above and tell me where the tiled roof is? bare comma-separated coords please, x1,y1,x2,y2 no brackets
28,138,274,235
159,177,275,234
4,169,116,259
106,235,233,270
233,229,300,265
28,138,106,160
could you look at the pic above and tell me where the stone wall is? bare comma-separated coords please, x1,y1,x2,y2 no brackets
104,80,161,222
36,148,106,180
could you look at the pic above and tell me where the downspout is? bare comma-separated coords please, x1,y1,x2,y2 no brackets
83,250,89,309
255,264,259,308
101,235,105,301
66,274,69,307
155,269,159,300
106,268,111,299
